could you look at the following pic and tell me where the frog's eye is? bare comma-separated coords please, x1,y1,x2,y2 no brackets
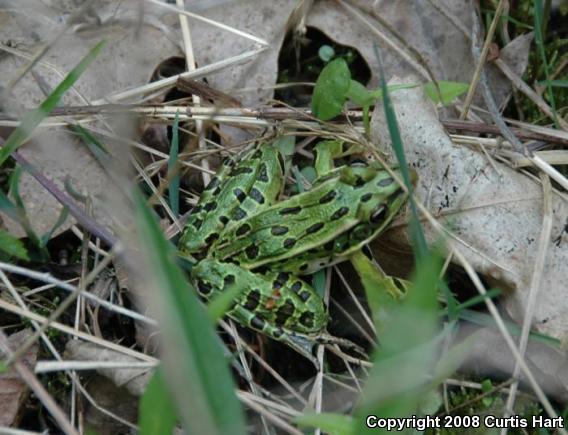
370,204,387,224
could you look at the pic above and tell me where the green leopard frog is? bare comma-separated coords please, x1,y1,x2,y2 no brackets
178,138,413,363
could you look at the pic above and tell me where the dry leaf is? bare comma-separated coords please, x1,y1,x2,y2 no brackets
0,0,181,239
65,340,153,397
0,329,38,427
457,324,568,403
371,78,568,346
307,1,530,111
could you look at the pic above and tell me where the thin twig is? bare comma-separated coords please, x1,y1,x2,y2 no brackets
0,330,79,435
460,0,506,119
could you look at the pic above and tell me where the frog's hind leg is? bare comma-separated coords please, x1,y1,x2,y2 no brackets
228,304,320,368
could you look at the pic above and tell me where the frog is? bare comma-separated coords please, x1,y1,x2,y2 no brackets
178,137,414,364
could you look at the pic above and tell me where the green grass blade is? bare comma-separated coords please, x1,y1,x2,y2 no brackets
168,111,180,217
354,252,443,433
72,124,112,170
0,230,29,261
39,206,69,248
134,191,246,435
5,167,41,248
538,79,568,88
0,40,106,168
373,44,428,260
296,413,354,435
534,0,559,128
139,371,177,435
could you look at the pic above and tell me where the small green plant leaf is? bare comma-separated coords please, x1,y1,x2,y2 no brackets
0,230,29,260
0,40,106,168
300,165,317,184
318,45,335,62
274,135,296,157
139,371,178,435
311,58,351,121
345,80,375,106
424,81,469,105
296,412,354,435
135,191,246,435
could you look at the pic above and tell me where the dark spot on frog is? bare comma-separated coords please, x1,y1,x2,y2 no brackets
354,176,366,188
271,225,289,236
244,289,260,311
323,241,334,251
299,311,315,328
318,190,337,204
283,238,297,249
204,201,218,212
331,207,349,220
223,274,235,285
370,205,387,224
361,193,373,202
290,281,302,293
233,207,247,220
205,233,219,244
275,299,295,325
273,272,290,289
280,206,302,215
219,215,229,225
377,177,394,187
236,223,251,236
306,222,324,234
197,280,212,296
299,263,309,272
299,291,311,302
258,163,269,182
229,167,254,176
249,187,265,204
233,188,246,202
245,244,259,259
203,177,220,191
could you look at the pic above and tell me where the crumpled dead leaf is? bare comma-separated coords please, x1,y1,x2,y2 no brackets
371,77,568,347
0,0,181,238
0,329,38,427
65,340,153,397
306,1,531,111
457,324,568,403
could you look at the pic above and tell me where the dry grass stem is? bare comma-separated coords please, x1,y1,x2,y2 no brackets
503,173,554,420
460,0,506,119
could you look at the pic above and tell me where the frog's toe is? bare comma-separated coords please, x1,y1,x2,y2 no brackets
316,333,367,358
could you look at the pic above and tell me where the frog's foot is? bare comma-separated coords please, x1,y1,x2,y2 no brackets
314,332,368,359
